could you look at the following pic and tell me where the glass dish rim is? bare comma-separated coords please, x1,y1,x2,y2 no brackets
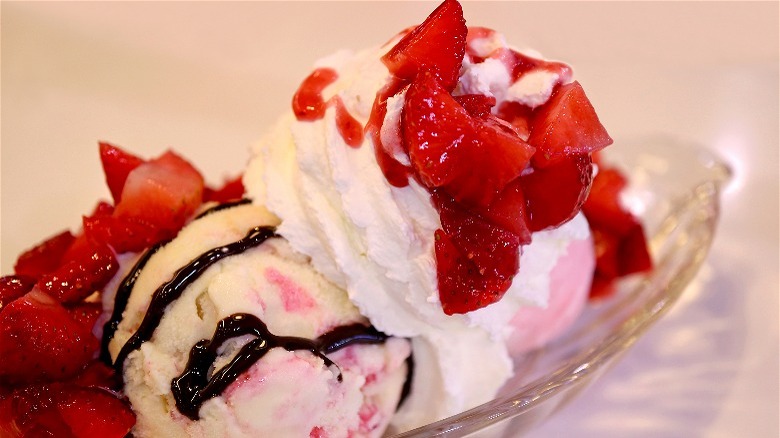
391,138,732,437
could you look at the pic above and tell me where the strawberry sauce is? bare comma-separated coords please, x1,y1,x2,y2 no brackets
292,68,339,121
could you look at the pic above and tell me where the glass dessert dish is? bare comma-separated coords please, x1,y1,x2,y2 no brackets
390,137,731,437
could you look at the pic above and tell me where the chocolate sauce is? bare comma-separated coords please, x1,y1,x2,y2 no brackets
194,198,252,219
100,241,166,363
112,226,279,373
171,314,388,419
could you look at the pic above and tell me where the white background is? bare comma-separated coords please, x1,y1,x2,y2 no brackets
1,2,777,437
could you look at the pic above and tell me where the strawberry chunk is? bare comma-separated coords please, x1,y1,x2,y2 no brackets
471,178,532,242
0,290,98,384
581,167,635,235
37,243,118,304
403,72,535,207
13,230,76,279
114,150,204,241
57,386,136,438
203,174,245,203
528,81,612,168
99,142,146,204
382,0,467,90
0,383,134,438
521,154,594,231
65,302,103,334
433,191,521,314
453,94,496,118
0,276,35,313
83,214,161,254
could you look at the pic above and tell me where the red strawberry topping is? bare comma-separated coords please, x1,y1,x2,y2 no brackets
381,0,467,91
203,174,246,204
99,141,145,204
521,154,594,232
528,81,613,168
113,150,204,241
36,242,118,304
0,276,35,313
403,72,535,207
0,290,98,384
13,230,76,279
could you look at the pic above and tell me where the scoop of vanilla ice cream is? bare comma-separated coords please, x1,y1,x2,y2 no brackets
245,30,591,431
107,203,411,438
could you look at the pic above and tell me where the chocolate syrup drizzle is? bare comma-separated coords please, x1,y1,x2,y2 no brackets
104,201,412,420
171,314,388,419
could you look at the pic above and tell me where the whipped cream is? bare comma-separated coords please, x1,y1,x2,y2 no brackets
245,32,590,430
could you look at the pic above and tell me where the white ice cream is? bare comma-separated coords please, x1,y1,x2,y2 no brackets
245,31,590,430
107,203,411,437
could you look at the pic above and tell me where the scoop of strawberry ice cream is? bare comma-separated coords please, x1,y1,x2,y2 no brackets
105,202,411,438
507,230,595,355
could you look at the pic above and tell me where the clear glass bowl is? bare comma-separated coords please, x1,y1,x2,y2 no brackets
391,138,732,437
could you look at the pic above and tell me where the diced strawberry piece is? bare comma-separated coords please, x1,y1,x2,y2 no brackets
203,174,245,203
0,384,74,438
471,179,532,243
404,72,535,207
37,243,118,304
99,142,145,204
89,200,115,219
65,302,103,334
496,101,533,139
57,386,135,438
13,230,76,279
382,0,467,90
114,150,204,240
591,228,620,280
521,154,594,231
83,214,161,254
0,276,35,313
617,222,653,276
0,290,98,384
528,81,612,167
0,383,134,438
589,275,615,300
433,191,521,314
582,167,636,235
453,94,496,118
69,361,120,391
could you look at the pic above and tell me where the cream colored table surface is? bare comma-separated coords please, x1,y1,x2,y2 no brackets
1,2,777,437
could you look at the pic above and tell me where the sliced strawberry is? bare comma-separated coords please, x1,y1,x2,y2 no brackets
0,384,74,438
0,383,134,438
113,150,204,240
0,290,98,384
521,154,594,231
69,361,120,391
57,386,135,438
0,276,35,313
453,94,496,118
65,302,103,334
471,178,532,243
381,0,467,90
37,243,118,304
403,72,535,207
99,142,145,204
13,230,76,279
617,222,653,276
582,167,635,235
203,174,245,203
83,214,161,254
433,191,521,314
591,228,620,280
528,81,612,168
496,101,533,139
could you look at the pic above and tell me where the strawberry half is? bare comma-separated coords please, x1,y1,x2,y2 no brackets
99,142,145,204
0,290,98,385
381,0,467,90
0,276,35,314
403,72,535,207
528,81,612,168
57,386,136,438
